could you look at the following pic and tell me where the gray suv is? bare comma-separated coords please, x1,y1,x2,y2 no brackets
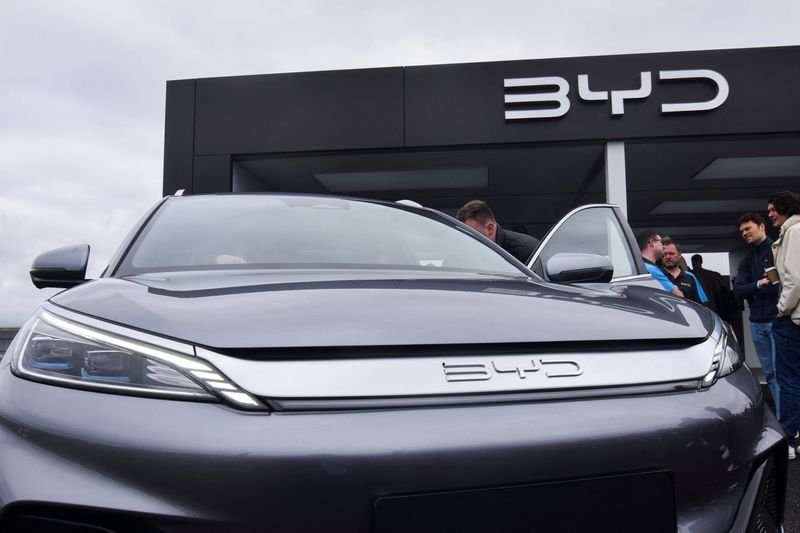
0,194,787,532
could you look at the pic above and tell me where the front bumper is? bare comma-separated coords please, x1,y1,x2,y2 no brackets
0,357,786,532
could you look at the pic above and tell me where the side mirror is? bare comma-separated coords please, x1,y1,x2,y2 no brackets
546,253,614,284
30,244,90,289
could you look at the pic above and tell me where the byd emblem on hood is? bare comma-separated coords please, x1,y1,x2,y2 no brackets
442,359,583,382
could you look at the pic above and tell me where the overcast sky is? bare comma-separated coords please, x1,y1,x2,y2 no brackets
1,0,797,326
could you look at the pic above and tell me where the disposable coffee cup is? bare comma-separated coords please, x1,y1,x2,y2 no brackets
765,266,780,285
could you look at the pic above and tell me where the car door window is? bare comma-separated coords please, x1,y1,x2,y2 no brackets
529,205,642,282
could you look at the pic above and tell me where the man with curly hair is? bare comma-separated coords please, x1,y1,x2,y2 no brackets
768,190,800,460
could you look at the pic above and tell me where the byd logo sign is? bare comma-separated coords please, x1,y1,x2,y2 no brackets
504,69,729,120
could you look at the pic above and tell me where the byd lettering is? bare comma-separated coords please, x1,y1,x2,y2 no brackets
504,69,729,120
442,359,583,382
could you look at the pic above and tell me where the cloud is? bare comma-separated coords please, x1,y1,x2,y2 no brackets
0,0,798,325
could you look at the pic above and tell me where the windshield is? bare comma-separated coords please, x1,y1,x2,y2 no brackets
115,195,525,277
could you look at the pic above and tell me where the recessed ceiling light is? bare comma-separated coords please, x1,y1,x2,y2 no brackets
633,225,736,236
315,168,488,192
694,156,800,179
650,200,765,215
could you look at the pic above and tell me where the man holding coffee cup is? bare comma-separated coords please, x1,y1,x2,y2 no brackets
765,267,781,284
734,212,780,417
767,191,800,461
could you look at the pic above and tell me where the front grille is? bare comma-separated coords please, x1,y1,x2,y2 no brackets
1,514,116,533
746,451,786,533
0,503,204,533
374,470,676,533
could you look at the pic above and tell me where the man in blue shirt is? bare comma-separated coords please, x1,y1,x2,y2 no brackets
662,238,708,305
637,229,683,298
734,213,780,416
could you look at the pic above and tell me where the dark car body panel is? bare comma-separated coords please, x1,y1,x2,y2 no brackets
0,356,784,532
50,272,714,350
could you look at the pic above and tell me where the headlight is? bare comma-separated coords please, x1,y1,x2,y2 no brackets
701,322,744,387
11,310,264,410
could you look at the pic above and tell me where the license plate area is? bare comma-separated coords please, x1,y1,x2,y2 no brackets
374,471,675,533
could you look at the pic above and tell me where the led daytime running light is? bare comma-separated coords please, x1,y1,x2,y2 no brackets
41,311,211,372
39,311,263,409
702,329,727,387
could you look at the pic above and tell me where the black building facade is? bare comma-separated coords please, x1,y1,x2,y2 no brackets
164,45,800,252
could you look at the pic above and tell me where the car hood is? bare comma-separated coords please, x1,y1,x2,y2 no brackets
49,270,714,351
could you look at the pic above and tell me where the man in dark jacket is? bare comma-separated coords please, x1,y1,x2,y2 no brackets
691,254,736,323
662,238,704,304
457,200,540,263
734,212,780,414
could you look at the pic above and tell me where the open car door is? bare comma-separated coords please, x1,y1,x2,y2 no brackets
528,204,659,288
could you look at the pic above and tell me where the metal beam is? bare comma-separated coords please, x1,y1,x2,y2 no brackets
605,141,628,217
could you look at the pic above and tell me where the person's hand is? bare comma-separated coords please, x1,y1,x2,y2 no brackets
757,277,770,288
671,287,684,298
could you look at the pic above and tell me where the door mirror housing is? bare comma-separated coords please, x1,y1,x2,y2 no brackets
546,253,614,284
528,204,645,283
30,244,90,289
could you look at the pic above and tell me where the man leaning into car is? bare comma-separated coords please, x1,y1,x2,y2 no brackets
457,200,540,264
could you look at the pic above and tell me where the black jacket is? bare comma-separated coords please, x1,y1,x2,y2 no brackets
665,267,702,304
692,266,736,322
734,238,779,323
496,226,540,264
